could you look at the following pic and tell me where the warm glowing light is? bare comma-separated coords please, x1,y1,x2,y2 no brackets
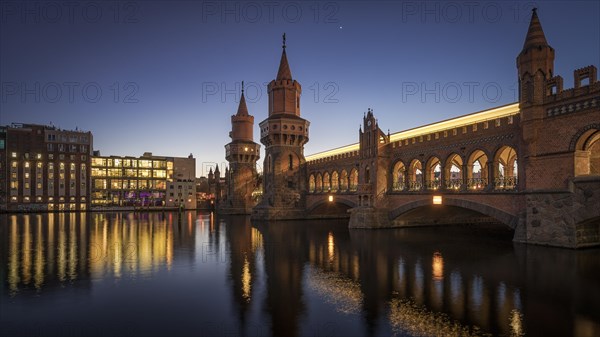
306,103,519,161
328,231,335,263
510,309,524,337
328,195,334,202
432,195,442,205
242,256,251,302
432,252,444,281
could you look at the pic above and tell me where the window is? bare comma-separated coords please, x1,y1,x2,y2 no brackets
36,153,42,159
11,161,17,168
11,152,16,158
0,139,4,149
24,162,30,168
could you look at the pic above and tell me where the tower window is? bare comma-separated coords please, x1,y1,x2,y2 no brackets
289,154,293,170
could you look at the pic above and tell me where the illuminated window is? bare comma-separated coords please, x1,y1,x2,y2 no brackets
24,162,30,168
37,162,42,168
36,153,42,159
37,183,42,189
25,182,30,189
24,172,30,179
11,161,17,168
11,152,17,158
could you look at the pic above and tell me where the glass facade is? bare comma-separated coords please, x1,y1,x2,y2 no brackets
91,156,173,207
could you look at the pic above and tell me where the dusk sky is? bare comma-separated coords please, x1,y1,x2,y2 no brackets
1,1,599,177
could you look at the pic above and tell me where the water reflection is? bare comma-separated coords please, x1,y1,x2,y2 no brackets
1,214,599,337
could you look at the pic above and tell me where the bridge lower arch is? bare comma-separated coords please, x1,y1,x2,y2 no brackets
388,197,519,229
307,197,356,217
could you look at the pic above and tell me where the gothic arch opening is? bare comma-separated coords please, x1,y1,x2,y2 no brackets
467,149,489,190
408,159,423,191
340,169,348,192
425,157,442,190
308,174,316,193
494,146,518,190
323,172,331,192
574,128,600,176
444,153,463,190
331,171,339,192
316,173,323,193
349,168,358,191
392,161,406,191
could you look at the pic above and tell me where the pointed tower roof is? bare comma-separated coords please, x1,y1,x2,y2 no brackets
276,33,292,80
236,81,249,116
522,8,549,50
215,164,220,173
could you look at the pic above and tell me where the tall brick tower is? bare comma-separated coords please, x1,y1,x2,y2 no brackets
517,8,555,191
223,82,261,214
252,34,310,220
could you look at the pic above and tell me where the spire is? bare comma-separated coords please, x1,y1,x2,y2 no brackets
276,33,292,80
215,164,220,173
522,8,549,51
236,80,249,116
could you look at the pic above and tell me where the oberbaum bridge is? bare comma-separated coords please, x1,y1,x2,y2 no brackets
218,9,600,249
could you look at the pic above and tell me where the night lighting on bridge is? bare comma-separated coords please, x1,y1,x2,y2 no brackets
328,195,334,202
432,195,442,205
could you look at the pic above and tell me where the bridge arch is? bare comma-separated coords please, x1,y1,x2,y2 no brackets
424,156,442,190
467,149,490,190
391,160,407,191
407,159,423,191
340,169,349,191
323,171,331,191
570,124,600,176
316,173,323,192
306,196,357,215
493,145,518,190
444,153,464,190
388,197,519,229
308,174,316,193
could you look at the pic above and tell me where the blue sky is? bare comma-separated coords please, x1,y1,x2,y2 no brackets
1,1,599,177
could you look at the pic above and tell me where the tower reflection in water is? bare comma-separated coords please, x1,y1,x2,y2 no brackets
2,215,598,337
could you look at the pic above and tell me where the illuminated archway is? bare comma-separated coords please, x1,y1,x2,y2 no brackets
425,156,442,190
308,174,315,193
444,153,463,190
573,127,600,176
349,168,358,191
323,172,331,192
467,149,489,190
408,159,423,191
331,171,339,192
494,146,518,190
340,169,348,192
392,161,406,191
316,173,323,193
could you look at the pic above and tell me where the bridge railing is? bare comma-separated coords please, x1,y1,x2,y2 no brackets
408,181,422,191
494,177,518,190
392,182,406,191
467,178,488,190
425,180,441,190
444,179,463,191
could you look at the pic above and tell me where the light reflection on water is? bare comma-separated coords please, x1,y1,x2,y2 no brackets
1,212,599,337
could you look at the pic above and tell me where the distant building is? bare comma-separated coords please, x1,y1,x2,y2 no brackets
165,154,197,209
0,123,93,211
91,152,196,208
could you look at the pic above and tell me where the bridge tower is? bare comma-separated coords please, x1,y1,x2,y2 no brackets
349,109,391,228
517,8,555,191
222,82,261,214
252,34,310,220
514,8,600,247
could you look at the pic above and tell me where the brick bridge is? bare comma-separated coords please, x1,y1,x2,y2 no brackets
223,11,599,248
302,11,600,248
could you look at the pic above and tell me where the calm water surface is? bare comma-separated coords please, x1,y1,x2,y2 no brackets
1,212,599,337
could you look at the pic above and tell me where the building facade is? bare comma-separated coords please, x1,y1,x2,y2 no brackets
1,123,93,211
91,152,196,208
